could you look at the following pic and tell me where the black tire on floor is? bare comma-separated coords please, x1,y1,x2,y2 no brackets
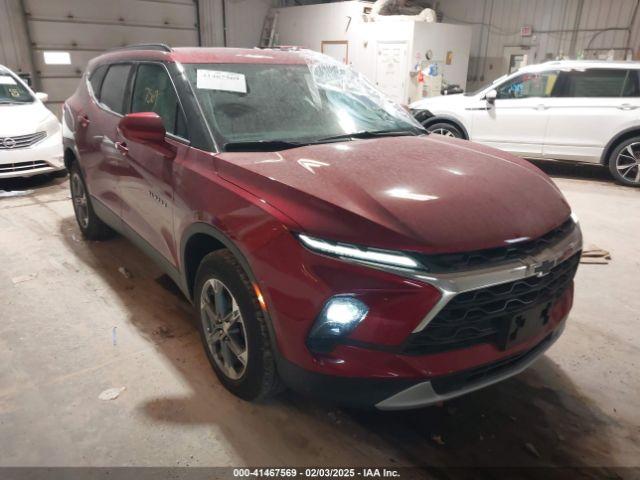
69,163,115,240
194,250,282,401
608,136,640,187
425,122,464,138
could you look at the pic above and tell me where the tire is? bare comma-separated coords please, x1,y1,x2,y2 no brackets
69,163,115,239
194,250,282,401
425,122,463,139
608,136,640,187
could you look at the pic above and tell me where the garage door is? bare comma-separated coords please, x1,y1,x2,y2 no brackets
24,0,199,116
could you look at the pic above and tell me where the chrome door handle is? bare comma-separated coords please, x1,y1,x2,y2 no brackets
619,104,638,110
78,114,90,127
536,104,549,110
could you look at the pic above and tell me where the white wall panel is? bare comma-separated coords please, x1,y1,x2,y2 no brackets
16,0,198,114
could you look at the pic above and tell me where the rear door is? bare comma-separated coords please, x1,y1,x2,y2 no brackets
543,68,640,163
471,70,559,158
118,62,190,266
78,63,133,217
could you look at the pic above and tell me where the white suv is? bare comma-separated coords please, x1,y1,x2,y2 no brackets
0,65,64,179
410,60,640,187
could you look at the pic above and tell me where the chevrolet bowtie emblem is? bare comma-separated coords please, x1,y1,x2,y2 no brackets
533,259,555,277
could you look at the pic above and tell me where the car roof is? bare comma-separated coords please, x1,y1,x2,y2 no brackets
89,46,308,69
519,60,640,73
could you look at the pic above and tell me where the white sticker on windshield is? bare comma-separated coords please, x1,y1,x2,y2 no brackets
0,76,18,85
196,69,247,93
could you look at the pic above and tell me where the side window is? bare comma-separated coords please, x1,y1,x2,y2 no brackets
558,69,629,97
100,64,132,114
496,71,559,99
131,63,184,137
622,70,640,97
88,65,107,100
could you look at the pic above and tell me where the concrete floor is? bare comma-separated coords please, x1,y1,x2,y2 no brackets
0,162,638,470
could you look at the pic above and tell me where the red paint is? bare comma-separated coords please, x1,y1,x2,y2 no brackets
64,47,576,386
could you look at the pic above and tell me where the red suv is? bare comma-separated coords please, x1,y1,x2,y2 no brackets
63,44,582,409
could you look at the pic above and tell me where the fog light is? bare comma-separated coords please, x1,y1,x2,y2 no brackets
307,296,368,353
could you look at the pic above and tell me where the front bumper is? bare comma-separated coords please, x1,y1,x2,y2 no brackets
0,132,64,179
279,319,566,410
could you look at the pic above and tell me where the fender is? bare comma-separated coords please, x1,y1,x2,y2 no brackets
179,222,282,357
600,126,640,165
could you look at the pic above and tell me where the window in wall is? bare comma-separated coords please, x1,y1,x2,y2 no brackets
131,63,182,136
100,64,132,114
496,71,559,99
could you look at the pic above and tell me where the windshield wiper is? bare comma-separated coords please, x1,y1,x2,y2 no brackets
312,129,424,144
223,140,308,152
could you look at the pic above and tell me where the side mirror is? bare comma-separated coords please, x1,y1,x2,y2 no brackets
485,89,497,105
35,92,48,103
118,112,175,157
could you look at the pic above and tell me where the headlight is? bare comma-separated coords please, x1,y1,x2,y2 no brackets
307,296,369,353
297,233,420,270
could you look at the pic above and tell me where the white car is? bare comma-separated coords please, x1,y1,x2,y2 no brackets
0,65,64,179
410,60,640,187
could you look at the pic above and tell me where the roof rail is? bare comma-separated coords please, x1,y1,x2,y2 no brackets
109,43,172,53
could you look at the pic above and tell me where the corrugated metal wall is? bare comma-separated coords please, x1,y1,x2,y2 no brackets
0,0,35,78
439,0,640,88
198,0,274,47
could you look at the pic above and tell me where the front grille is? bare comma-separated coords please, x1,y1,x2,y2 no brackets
0,131,47,150
415,218,576,273
430,333,553,395
0,160,50,173
403,252,580,355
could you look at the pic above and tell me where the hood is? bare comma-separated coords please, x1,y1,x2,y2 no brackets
0,102,52,136
410,93,468,111
216,135,571,254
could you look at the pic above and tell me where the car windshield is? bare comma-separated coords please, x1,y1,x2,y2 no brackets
184,52,424,150
0,73,33,104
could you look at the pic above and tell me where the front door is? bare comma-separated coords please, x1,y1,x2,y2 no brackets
471,70,559,158
118,62,189,267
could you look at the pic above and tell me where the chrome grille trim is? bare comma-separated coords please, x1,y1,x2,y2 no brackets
0,160,51,173
0,131,47,150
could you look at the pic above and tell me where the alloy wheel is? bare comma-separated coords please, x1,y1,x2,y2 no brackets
616,143,640,184
431,128,456,137
200,278,248,380
70,172,89,229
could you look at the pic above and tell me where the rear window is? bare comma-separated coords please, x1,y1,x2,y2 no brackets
88,65,108,99
558,69,638,97
99,64,131,114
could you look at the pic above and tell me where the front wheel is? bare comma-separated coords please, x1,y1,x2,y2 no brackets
425,122,463,138
609,137,640,187
194,250,281,401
